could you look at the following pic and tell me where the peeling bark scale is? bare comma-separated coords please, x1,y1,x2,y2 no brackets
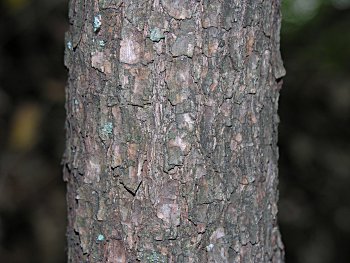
64,0,285,262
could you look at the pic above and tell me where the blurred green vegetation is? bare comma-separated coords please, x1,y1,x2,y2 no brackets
0,0,349,262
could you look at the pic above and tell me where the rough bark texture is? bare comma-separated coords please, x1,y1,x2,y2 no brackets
64,0,285,262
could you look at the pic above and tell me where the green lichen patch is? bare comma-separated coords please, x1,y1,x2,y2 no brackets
101,122,113,135
93,14,102,32
150,27,165,42
98,40,106,47
97,234,105,241
67,41,73,50
145,251,167,263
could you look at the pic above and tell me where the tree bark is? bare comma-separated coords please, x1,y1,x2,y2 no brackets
64,0,285,262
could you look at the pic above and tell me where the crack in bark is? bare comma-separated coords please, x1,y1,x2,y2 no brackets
120,180,142,196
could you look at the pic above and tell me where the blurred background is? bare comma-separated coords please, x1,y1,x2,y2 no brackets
0,0,349,262
279,0,350,262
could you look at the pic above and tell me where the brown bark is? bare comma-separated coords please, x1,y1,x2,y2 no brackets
64,0,285,262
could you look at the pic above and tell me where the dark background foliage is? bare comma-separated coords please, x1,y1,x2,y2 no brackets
279,1,350,262
0,0,349,262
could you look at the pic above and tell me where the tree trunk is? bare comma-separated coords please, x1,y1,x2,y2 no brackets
64,0,285,262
